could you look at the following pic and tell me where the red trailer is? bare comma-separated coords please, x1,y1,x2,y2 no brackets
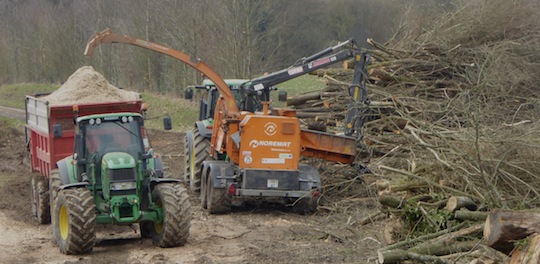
25,95,143,223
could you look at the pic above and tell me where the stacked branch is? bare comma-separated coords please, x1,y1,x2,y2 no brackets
301,0,540,262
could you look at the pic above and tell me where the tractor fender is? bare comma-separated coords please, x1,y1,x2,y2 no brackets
153,155,164,178
56,158,73,185
59,182,89,191
185,130,194,160
149,178,182,189
195,121,212,139
298,164,322,191
201,160,236,189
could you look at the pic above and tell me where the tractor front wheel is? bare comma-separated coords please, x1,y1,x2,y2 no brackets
149,183,191,247
53,188,96,254
31,175,50,224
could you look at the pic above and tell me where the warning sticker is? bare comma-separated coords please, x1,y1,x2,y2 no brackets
279,153,293,159
262,158,285,164
267,179,279,188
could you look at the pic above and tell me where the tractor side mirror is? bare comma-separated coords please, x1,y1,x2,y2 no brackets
278,91,288,102
184,88,194,100
53,123,63,138
163,116,172,130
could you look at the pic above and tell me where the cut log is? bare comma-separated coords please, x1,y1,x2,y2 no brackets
379,194,407,209
378,240,479,263
510,234,540,264
378,249,450,264
483,209,540,254
454,209,488,221
444,196,478,212
286,91,340,106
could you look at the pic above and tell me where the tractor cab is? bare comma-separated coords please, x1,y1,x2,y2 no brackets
193,79,249,120
72,113,154,222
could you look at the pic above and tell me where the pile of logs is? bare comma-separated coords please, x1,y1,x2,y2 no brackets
371,178,540,263
290,38,540,263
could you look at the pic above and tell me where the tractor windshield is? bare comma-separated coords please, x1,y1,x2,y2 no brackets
82,116,144,160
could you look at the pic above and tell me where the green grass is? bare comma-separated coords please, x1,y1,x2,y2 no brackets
0,75,324,132
0,116,24,128
141,92,199,132
0,83,58,108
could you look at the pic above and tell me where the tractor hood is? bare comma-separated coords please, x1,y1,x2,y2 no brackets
102,152,136,169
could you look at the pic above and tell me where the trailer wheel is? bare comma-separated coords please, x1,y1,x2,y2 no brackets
31,175,51,224
291,196,318,215
54,188,96,254
183,128,210,192
206,175,231,214
149,183,191,247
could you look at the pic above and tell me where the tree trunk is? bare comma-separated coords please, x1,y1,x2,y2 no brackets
444,196,477,212
378,240,479,263
510,234,540,264
483,209,540,254
454,209,488,221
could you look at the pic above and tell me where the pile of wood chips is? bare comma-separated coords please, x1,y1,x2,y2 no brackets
42,66,139,106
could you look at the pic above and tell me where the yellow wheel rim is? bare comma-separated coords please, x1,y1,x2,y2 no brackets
154,222,163,234
59,205,69,240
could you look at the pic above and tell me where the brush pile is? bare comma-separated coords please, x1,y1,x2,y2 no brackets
293,0,540,262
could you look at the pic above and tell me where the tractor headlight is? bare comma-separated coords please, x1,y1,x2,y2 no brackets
110,181,137,191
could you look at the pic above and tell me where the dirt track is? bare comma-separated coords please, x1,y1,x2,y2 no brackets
0,110,383,264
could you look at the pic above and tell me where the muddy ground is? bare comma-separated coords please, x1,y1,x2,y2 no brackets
0,119,383,264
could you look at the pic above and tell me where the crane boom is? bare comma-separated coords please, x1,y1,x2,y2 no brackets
84,28,240,115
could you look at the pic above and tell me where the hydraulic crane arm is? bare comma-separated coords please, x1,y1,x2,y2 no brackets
244,39,362,101
84,28,240,115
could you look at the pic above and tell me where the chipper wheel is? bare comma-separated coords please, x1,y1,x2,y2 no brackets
291,196,318,215
31,175,51,224
53,188,96,254
205,174,232,214
183,128,210,192
141,183,191,247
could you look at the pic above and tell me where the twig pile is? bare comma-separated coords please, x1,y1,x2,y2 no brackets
292,0,540,262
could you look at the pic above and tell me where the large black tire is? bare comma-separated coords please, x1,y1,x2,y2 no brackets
291,196,318,215
200,170,208,209
31,175,51,224
49,170,62,244
206,175,231,214
54,188,96,254
183,128,211,192
149,183,191,247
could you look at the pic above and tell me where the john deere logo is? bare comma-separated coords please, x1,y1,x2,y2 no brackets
264,122,277,136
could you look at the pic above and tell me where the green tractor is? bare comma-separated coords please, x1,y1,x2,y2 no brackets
50,112,190,254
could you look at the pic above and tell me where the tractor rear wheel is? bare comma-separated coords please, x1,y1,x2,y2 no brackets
31,175,51,224
149,183,191,247
49,170,62,244
54,188,96,254
206,175,231,214
183,128,210,192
